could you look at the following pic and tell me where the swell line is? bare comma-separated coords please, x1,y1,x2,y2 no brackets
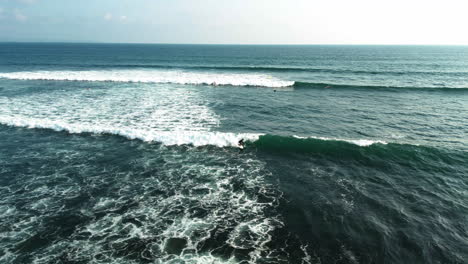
5,62,468,76
293,81,468,91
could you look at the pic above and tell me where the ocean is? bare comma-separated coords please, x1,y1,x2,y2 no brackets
0,43,467,263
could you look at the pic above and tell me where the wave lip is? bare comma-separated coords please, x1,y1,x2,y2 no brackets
254,134,392,157
0,70,294,88
293,135,387,147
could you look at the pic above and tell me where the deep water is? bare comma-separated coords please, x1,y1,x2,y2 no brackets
0,43,467,263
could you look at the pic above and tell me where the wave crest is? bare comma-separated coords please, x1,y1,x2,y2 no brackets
0,70,294,88
0,116,387,149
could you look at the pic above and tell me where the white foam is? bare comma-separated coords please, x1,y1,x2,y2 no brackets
293,135,387,146
0,116,260,147
347,138,387,146
0,81,228,145
0,205,16,217
0,70,294,88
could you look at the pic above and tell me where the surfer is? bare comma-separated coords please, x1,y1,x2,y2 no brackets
238,139,245,149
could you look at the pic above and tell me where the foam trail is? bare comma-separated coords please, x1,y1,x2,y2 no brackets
0,70,294,88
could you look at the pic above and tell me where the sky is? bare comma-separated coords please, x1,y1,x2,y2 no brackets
1,0,468,45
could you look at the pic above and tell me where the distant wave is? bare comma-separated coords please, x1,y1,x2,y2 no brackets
0,70,294,88
2,70,468,90
6,62,468,76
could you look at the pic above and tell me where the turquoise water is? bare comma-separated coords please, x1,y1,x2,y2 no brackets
0,43,467,263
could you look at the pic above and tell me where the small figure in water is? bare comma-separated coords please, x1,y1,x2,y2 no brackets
238,139,245,149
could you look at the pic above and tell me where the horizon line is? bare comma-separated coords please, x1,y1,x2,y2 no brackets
1,41,468,46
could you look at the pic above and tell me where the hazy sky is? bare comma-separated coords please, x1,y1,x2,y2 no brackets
1,0,468,44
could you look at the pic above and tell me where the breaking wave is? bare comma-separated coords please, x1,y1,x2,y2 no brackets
3,116,462,170
0,116,260,147
3,70,467,90
0,70,294,88
7,62,468,76
0,116,386,149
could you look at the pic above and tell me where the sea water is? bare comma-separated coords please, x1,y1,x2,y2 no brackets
0,43,467,263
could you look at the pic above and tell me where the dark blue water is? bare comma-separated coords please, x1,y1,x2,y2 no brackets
0,43,467,263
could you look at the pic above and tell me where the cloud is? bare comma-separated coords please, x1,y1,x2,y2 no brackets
104,13,128,22
14,9,27,22
104,13,112,20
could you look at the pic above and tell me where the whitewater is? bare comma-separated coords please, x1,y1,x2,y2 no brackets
0,70,294,88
